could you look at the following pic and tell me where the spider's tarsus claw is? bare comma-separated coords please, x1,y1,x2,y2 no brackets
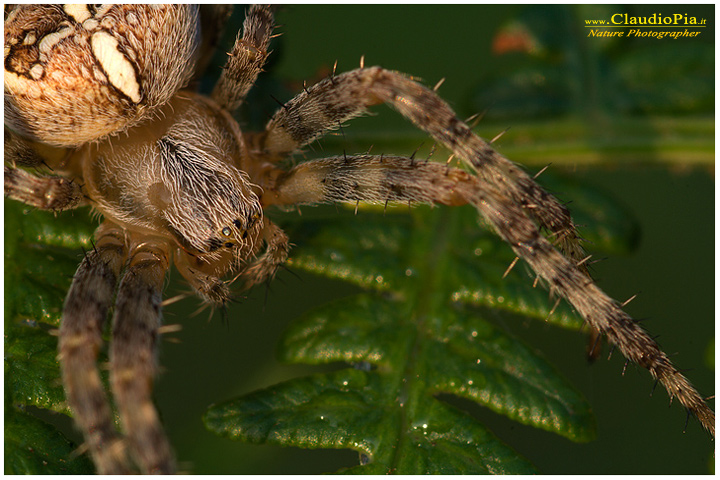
683,409,692,433
218,304,229,328
587,331,603,363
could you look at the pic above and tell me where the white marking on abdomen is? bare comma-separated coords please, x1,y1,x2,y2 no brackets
91,31,141,103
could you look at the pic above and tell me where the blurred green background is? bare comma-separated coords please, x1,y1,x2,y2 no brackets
37,5,715,474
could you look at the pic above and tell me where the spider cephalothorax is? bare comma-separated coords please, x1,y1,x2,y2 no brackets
4,4,714,474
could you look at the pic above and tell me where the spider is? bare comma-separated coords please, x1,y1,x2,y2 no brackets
4,4,714,474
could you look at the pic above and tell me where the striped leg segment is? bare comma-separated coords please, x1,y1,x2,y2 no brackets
4,130,84,211
4,165,83,211
470,186,715,437
264,154,477,207
211,4,276,112
110,238,174,474
58,222,130,474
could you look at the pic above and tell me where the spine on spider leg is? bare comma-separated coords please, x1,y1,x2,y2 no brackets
379,67,713,433
259,65,712,433
347,67,603,352
381,67,709,422
472,188,715,437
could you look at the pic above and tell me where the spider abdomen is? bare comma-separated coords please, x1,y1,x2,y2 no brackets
4,5,199,147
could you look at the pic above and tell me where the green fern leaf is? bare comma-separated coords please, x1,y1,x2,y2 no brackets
5,408,94,474
203,175,635,473
4,201,95,472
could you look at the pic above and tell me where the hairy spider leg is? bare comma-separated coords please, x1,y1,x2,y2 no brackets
109,234,174,474
468,185,714,436
260,67,586,269
256,67,714,436
4,165,83,211
263,154,477,207
211,5,276,112
4,130,84,211
58,222,131,474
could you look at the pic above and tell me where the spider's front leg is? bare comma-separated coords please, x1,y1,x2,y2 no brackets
58,221,130,474
61,222,176,474
259,66,586,266
110,234,174,474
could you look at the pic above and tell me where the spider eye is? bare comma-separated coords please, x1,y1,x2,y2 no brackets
221,227,232,237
